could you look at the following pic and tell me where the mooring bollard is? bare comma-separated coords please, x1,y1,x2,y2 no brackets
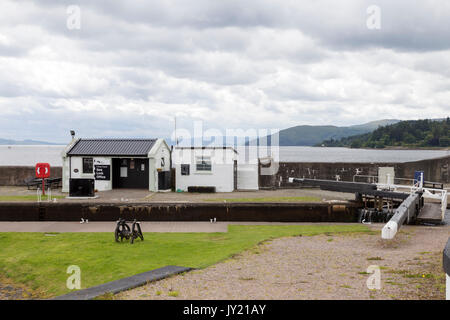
444,238,450,300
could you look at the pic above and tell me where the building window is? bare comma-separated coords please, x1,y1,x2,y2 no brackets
181,164,190,175
196,156,212,172
161,157,165,168
82,158,93,174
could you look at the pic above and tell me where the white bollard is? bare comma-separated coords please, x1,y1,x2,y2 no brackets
381,221,398,240
447,274,450,300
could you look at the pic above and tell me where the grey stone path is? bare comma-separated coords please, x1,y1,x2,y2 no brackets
0,221,365,233
53,266,192,300
0,221,229,233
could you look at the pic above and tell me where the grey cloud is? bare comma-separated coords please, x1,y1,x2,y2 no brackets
14,0,450,52
1,0,450,141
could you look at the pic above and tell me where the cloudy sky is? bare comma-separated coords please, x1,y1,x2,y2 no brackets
0,1,449,143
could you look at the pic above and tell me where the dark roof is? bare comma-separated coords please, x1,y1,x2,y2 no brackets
67,139,157,156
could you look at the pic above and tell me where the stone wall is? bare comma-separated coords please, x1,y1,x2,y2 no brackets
259,156,450,188
0,166,62,186
0,202,360,222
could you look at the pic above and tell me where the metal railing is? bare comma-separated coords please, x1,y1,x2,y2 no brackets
353,174,444,189
36,187,52,203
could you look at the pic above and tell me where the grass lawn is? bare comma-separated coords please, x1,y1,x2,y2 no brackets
0,195,66,202
203,196,322,202
0,224,370,298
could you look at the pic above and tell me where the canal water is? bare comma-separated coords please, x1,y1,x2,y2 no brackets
0,145,448,166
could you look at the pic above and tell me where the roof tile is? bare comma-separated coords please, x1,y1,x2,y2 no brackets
67,139,157,156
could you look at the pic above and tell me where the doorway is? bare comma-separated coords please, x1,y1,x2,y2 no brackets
112,158,149,189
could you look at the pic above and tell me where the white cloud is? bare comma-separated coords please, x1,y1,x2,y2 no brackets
0,0,449,142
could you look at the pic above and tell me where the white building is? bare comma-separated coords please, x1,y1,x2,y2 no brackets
61,138,171,193
173,147,259,192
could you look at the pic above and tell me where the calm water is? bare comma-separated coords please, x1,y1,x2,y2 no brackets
0,145,448,166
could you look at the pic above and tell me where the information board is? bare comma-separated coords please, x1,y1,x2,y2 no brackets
94,165,110,181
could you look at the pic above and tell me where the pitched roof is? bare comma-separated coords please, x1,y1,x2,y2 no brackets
67,139,157,157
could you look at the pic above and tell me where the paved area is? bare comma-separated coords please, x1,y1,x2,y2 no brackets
0,221,364,233
117,224,450,300
0,221,229,233
53,266,192,300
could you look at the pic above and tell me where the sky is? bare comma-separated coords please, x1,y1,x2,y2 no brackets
0,0,449,143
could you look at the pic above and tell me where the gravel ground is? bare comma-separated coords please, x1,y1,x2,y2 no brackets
0,278,35,300
117,224,450,300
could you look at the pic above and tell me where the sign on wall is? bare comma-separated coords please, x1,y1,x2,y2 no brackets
94,165,111,181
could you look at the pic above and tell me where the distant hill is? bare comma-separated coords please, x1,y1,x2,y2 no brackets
319,118,450,148
252,119,400,146
0,138,60,145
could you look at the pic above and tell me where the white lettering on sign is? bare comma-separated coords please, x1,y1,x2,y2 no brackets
94,165,111,181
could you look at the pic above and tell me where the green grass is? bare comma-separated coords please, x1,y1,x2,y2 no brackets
168,291,179,297
0,195,66,202
203,196,321,203
0,224,369,298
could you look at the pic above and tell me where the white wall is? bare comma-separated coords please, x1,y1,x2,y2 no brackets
66,156,113,192
148,139,171,192
237,164,259,190
378,167,395,184
174,148,236,192
62,156,70,192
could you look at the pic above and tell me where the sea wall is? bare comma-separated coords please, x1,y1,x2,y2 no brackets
0,166,62,186
259,156,450,188
0,155,448,187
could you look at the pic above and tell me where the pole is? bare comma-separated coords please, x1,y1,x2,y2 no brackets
174,116,178,146
42,179,45,196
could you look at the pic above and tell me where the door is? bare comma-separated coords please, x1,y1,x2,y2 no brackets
158,171,171,190
112,158,149,189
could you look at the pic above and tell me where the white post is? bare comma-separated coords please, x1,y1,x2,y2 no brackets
447,274,450,300
381,220,398,239
420,172,424,189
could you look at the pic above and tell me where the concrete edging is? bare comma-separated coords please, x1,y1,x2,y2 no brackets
52,265,192,300
444,238,450,300
444,238,450,276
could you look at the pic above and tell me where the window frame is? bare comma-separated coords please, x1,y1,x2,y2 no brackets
181,164,190,175
195,156,212,172
82,157,94,174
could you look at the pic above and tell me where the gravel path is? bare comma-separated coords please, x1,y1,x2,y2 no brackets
0,278,35,300
117,224,450,300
